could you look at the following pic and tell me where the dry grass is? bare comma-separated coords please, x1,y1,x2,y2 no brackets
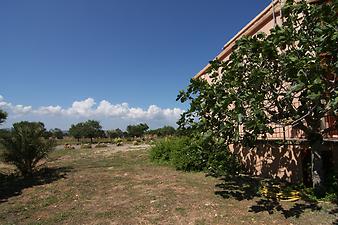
0,145,337,225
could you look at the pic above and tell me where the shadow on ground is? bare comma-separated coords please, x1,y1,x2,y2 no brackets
0,166,72,203
214,175,328,219
329,206,338,224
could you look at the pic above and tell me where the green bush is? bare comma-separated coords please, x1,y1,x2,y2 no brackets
149,137,185,163
170,138,206,171
206,146,242,177
149,135,242,176
113,138,123,146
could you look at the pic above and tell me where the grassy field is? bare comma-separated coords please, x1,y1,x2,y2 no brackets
0,144,337,225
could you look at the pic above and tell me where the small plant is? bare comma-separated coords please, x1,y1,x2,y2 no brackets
81,143,92,149
113,138,123,146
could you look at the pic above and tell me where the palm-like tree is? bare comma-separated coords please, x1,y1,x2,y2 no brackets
0,121,55,177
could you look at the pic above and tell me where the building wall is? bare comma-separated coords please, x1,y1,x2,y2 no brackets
230,142,304,183
230,141,338,183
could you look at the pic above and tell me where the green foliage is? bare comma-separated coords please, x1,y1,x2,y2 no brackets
177,0,338,187
206,144,242,177
50,128,64,139
149,135,242,176
69,120,104,143
113,138,123,146
106,128,123,139
68,123,84,141
0,121,55,177
82,120,104,141
126,123,149,137
147,126,176,137
0,109,7,125
177,0,338,143
169,137,206,172
149,136,191,165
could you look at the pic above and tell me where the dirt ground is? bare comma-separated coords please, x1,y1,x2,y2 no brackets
0,144,337,225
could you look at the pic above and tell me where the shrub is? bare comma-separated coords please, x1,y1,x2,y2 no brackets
0,121,55,177
170,138,206,171
150,137,190,165
113,138,123,146
206,146,242,177
150,135,242,176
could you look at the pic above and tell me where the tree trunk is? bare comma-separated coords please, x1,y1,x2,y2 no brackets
310,139,325,195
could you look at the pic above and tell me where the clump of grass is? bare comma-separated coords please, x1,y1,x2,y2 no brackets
81,144,92,149
95,143,108,148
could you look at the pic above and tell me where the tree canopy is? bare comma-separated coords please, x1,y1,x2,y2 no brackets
147,126,176,137
69,123,84,141
69,120,104,142
107,128,124,139
177,0,337,191
126,123,149,137
50,128,64,139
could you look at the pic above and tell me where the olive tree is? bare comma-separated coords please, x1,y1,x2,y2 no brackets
69,122,84,142
177,0,337,192
69,120,104,143
107,128,123,140
126,123,149,137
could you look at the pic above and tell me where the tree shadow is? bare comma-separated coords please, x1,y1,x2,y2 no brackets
249,198,321,218
214,174,261,201
214,175,326,220
0,166,73,203
329,205,338,224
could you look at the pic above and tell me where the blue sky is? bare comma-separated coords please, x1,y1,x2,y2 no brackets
0,0,270,130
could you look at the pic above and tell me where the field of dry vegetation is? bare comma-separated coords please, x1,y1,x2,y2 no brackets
0,144,337,225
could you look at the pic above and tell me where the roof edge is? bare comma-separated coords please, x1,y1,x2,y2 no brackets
194,0,280,79
193,0,320,79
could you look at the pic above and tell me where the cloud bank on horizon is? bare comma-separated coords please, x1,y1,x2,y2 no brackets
0,95,184,130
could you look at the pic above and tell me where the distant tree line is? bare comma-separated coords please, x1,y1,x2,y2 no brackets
67,121,177,142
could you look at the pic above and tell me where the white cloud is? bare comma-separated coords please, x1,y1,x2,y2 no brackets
0,97,33,115
35,105,62,115
0,95,184,129
96,100,129,117
12,105,32,114
64,98,96,116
